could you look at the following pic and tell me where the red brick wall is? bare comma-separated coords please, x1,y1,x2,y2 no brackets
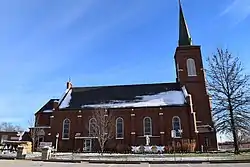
37,105,198,152
35,112,52,127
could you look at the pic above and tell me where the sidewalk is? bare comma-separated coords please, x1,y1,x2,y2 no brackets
47,153,250,164
2,152,250,164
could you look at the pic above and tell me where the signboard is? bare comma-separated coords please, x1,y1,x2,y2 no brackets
10,137,20,141
37,129,45,136
39,142,52,147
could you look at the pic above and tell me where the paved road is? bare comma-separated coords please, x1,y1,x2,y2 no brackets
0,160,249,167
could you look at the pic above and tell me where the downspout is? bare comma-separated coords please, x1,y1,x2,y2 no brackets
187,93,199,151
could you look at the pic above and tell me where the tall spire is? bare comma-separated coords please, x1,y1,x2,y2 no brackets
178,0,192,46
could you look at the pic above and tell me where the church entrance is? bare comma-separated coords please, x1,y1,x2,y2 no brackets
83,139,92,152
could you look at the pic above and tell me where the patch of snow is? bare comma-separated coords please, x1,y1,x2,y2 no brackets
137,91,185,104
182,86,188,97
43,110,53,113
82,90,185,108
59,89,72,109
58,88,70,107
110,100,126,103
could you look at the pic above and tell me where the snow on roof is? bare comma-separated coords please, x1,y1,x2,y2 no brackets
58,88,71,106
59,89,72,109
43,110,53,113
181,86,188,97
81,90,186,108
30,126,51,129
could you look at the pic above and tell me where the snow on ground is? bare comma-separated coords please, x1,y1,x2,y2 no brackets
82,91,185,108
0,152,42,159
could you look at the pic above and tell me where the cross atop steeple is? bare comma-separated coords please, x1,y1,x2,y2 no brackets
178,0,192,46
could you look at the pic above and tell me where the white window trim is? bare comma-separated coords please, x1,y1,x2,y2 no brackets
143,117,152,136
172,116,182,138
62,118,70,139
89,118,96,136
116,117,124,139
187,58,197,76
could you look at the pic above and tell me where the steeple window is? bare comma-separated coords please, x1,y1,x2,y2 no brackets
187,58,197,76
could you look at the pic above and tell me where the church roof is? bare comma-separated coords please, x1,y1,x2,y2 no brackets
36,98,59,114
58,82,187,110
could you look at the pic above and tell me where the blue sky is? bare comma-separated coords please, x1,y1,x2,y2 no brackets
0,0,249,139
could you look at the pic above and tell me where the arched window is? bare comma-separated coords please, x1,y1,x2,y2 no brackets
186,58,197,76
172,116,182,138
143,117,152,136
116,117,124,139
62,118,70,139
89,118,96,136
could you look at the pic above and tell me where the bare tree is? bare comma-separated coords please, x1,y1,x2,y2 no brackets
206,48,250,154
226,129,250,144
0,122,23,132
89,108,115,154
28,115,40,152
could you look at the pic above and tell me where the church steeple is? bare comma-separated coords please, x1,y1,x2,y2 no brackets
178,0,192,46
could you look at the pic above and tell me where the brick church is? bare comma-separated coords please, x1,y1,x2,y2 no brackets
33,2,218,152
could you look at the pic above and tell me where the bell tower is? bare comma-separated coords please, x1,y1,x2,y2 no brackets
174,0,217,150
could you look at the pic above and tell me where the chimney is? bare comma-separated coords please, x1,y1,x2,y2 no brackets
66,81,72,89
53,100,59,110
